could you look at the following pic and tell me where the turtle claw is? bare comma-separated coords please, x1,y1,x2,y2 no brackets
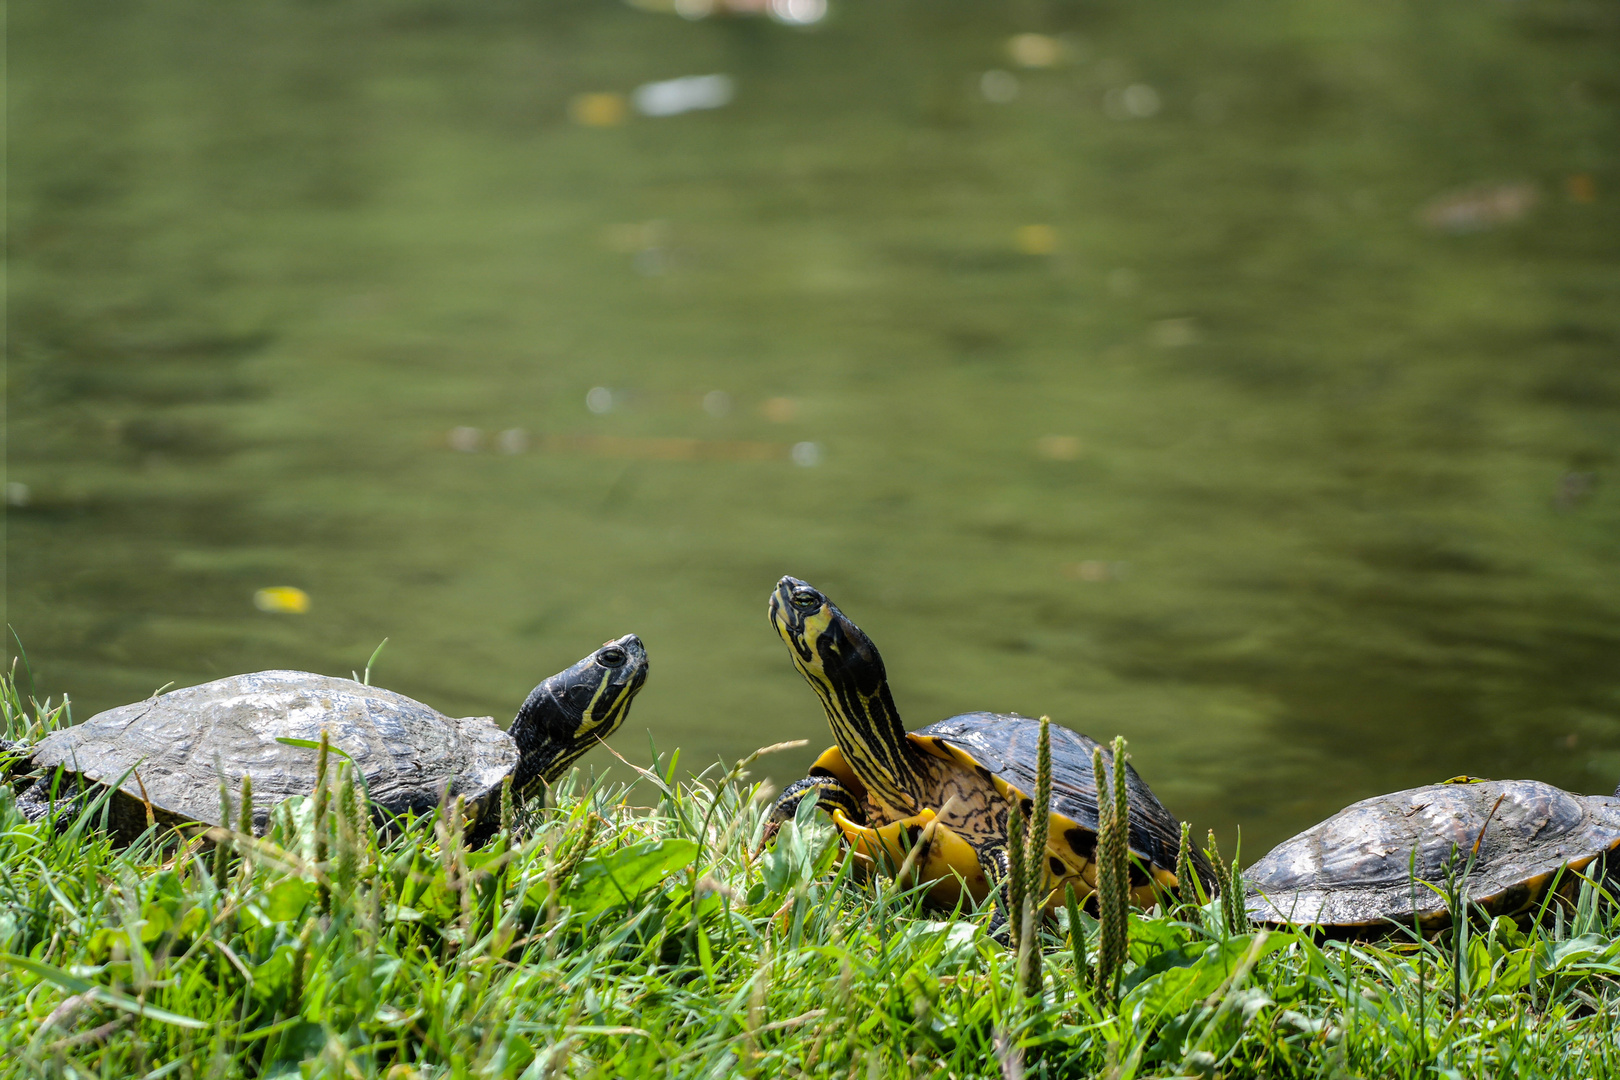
752,819,782,857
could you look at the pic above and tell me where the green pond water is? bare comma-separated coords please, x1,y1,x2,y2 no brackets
7,0,1618,854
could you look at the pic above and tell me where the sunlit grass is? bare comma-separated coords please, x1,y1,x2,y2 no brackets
2,672,1618,1079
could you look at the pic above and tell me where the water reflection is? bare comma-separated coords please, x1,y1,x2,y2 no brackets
8,0,1617,853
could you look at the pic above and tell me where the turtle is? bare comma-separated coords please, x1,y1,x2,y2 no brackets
1244,775,1620,936
763,576,1214,926
3,635,648,845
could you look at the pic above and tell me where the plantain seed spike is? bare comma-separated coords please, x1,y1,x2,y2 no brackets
1090,746,1115,999
313,732,331,833
313,733,332,913
1023,717,1054,998
1110,737,1131,1003
1064,881,1090,988
214,768,232,892
237,774,255,879
335,768,358,896
1175,820,1195,909
1206,830,1234,935
500,773,515,838
1093,736,1132,1005
1029,718,1053,898
1006,796,1028,958
1224,831,1247,935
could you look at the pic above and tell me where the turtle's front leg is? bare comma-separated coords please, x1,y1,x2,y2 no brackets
759,774,866,850
978,842,1015,946
12,768,89,829
1,741,34,789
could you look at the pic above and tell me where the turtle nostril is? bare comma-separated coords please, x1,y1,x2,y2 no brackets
598,648,627,668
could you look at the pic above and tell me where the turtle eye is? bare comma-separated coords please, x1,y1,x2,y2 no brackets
791,590,820,611
597,647,627,668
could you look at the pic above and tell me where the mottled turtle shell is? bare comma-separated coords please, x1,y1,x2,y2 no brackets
1245,779,1620,932
918,713,1191,878
26,670,517,839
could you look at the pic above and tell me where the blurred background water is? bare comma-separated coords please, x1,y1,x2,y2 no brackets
6,0,1618,852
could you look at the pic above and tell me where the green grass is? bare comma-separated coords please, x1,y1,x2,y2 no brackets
3,673,1619,1079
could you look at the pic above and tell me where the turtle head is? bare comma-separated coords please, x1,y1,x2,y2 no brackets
769,576,921,813
510,634,648,794
769,576,885,689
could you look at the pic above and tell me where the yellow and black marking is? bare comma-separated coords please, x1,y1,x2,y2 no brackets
769,583,929,819
509,633,649,799
767,576,1196,917
798,737,1177,912
571,670,637,742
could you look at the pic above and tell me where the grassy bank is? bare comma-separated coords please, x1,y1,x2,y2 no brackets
3,677,1619,1079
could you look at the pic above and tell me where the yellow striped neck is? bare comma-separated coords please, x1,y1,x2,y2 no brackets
790,649,926,818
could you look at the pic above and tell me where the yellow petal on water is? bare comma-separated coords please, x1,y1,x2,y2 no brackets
254,587,311,614
1014,224,1057,255
570,92,628,128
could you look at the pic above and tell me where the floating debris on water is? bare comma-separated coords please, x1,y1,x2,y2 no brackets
702,390,732,417
1036,435,1082,460
587,387,615,414
570,92,628,127
439,425,803,462
762,396,798,422
1007,33,1063,69
633,75,734,118
628,0,827,24
1555,471,1596,511
4,482,28,507
603,221,669,252
768,0,826,24
448,426,483,452
1151,317,1198,348
1420,181,1539,232
254,587,311,614
1062,561,1127,582
980,70,1020,104
529,433,797,461
1014,224,1058,255
604,222,670,275
1106,83,1160,119
1107,268,1140,297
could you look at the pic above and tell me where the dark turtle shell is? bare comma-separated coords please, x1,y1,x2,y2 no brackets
24,670,518,840
916,712,1204,887
1245,779,1620,932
